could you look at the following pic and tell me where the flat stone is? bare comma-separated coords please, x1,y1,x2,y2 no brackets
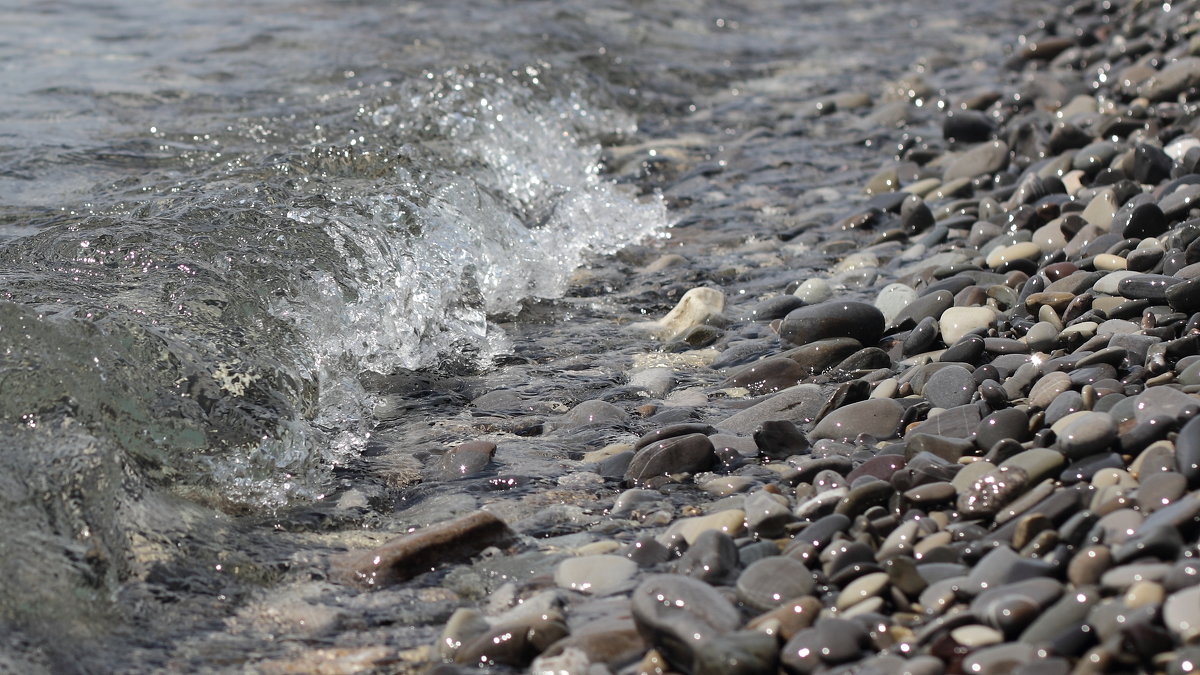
737,556,814,612
625,433,718,484
924,364,975,409
331,511,516,588
939,306,996,345
810,398,904,441
717,384,830,434
1058,411,1117,459
555,555,638,595
438,440,497,479
779,301,885,347
875,283,918,325
945,140,1009,181
662,509,746,547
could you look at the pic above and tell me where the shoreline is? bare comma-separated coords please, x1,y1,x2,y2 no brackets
376,0,1200,672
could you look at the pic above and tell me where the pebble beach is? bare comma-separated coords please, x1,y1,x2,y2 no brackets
8,0,1200,672
350,0,1200,673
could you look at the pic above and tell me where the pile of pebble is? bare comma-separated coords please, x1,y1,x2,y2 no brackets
334,1,1200,673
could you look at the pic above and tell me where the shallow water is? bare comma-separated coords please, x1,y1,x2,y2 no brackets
0,0,1039,670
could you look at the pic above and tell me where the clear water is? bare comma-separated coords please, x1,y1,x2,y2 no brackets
0,0,1034,670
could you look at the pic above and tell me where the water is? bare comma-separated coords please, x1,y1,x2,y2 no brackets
0,0,1036,670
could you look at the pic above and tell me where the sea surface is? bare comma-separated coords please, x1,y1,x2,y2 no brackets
0,0,1035,670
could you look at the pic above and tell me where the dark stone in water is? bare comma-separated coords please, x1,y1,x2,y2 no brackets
635,424,717,450
725,357,808,395
944,109,996,144
779,301,884,347
438,440,497,479
754,419,810,460
625,433,717,484
781,337,863,374
675,529,739,584
331,511,516,588
741,295,806,321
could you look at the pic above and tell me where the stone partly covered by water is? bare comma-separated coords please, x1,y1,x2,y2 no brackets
10,0,1200,672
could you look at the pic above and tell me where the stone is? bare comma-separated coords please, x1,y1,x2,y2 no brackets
779,301,885,347
810,398,904,442
625,433,717,484
438,440,497,479
923,364,975,409
643,287,726,340
737,556,814,612
555,555,638,595
331,511,516,588
939,306,996,345
631,575,741,672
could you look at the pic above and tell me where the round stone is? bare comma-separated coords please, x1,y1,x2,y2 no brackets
555,555,638,595
779,301,885,347
939,306,996,345
1058,411,1117,459
737,556,814,612
810,398,904,442
923,365,975,409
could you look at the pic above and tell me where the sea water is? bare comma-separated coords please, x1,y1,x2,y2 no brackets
0,0,1031,669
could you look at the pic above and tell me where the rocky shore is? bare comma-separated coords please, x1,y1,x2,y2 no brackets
264,1,1200,673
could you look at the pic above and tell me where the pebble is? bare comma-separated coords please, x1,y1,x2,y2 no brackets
644,287,726,340
779,301,885,347
630,575,741,671
939,306,995,345
555,555,638,595
810,398,904,441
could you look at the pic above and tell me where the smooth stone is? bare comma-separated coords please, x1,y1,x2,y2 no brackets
634,424,718,450
1093,253,1127,270
965,546,1053,595
1176,414,1200,486
780,618,867,671
630,575,741,671
1163,585,1200,642
674,529,740,584
890,290,954,330
556,399,629,430
1134,387,1200,423
1117,274,1184,301
944,140,1009,181
1081,190,1117,228
876,283,918,325
1018,584,1100,645
961,643,1039,675
625,433,718,484
661,509,745,547
782,338,864,374
793,278,833,304
1138,472,1188,512
725,357,808,395
332,511,515,588
971,577,1063,634
743,490,794,538
745,596,822,641
555,555,638,595
742,295,806,321
909,403,984,439
939,306,996,345
951,624,1004,648
438,440,497,479
692,630,779,675
810,398,904,442
646,287,726,340
1058,412,1117,459
836,572,890,610
454,612,568,667
780,301,885,347
1166,277,1200,312
986,241,1041,269
923,365,975,409
629,367,676,398
1092,270,1139,295
1043,390,1084,427
1028,371,1071,409
1023,321,1058,352
753,420,810,461
737,556,814,612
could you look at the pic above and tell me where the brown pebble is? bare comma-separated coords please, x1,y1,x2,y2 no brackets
330,511,516,588
1043,261,1078,282
1067,545,1113,587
